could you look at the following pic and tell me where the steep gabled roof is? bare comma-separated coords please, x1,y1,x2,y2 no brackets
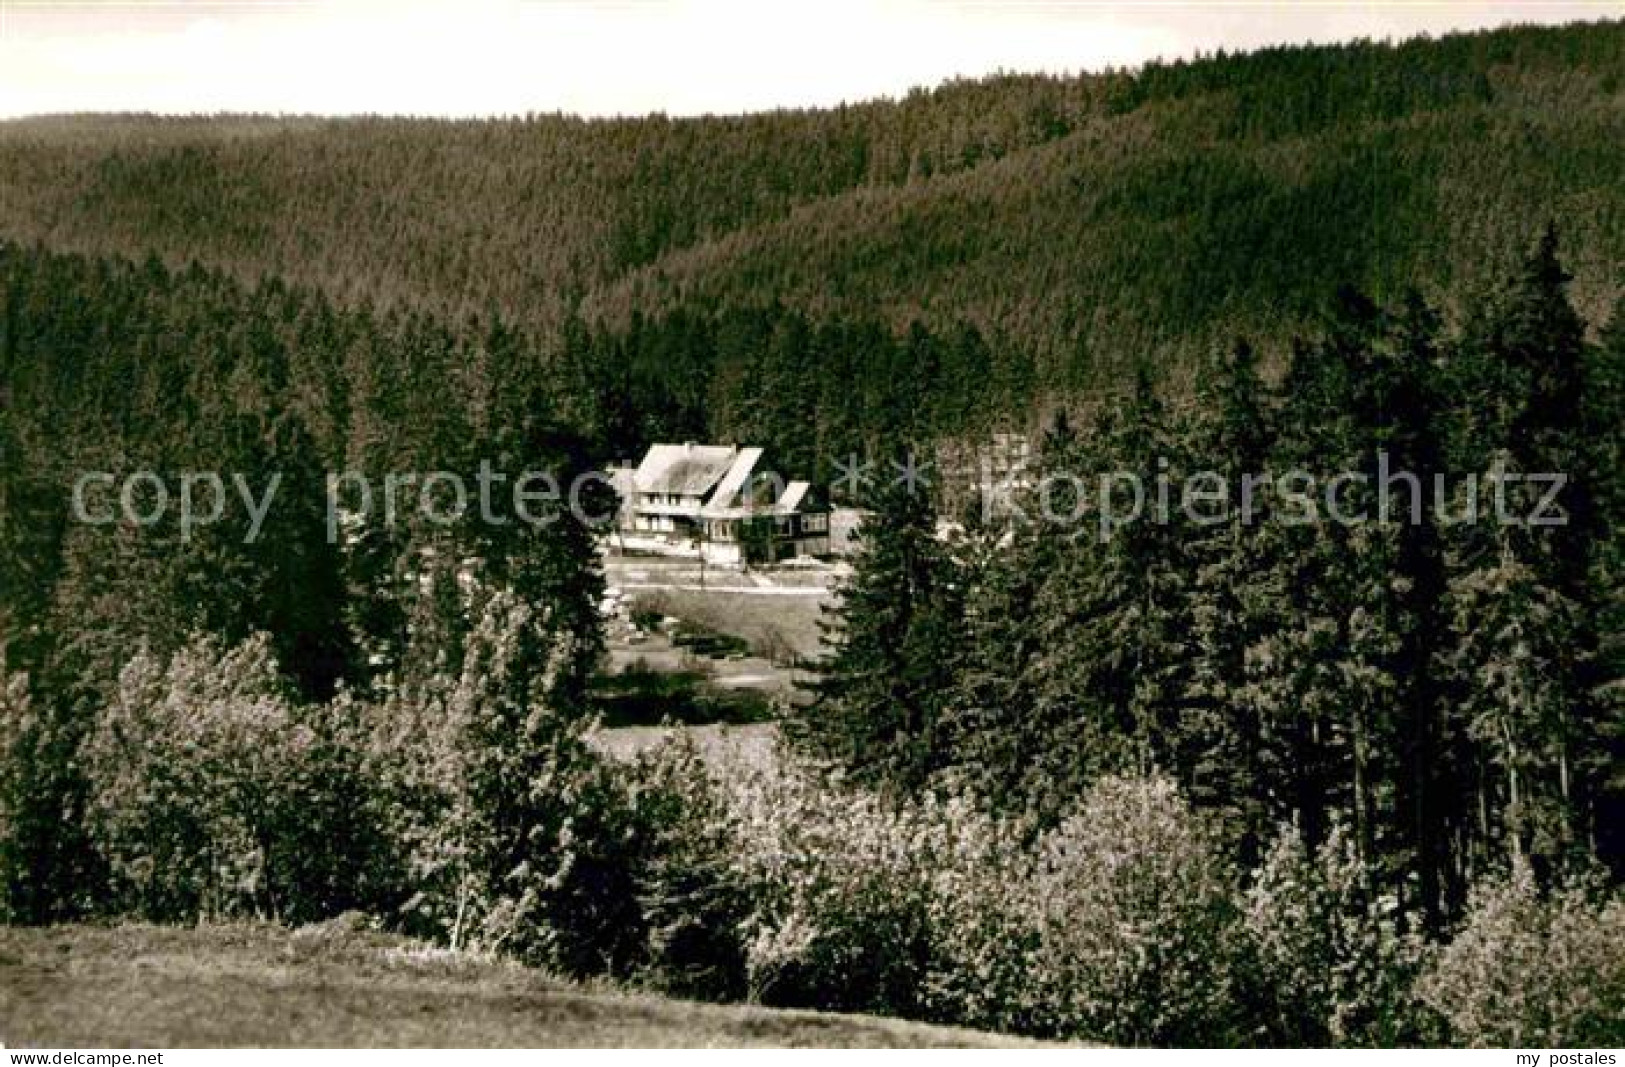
775,480,811,514
634,443,738,496
706,446,764,510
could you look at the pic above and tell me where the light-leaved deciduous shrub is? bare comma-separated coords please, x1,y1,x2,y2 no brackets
725,740,937,1016
0,667,34,922
360,589,642,973
705,749,1621,1049
80,634,375,923
46,628,1625,1051
722,748,1029,1023
913,797,1042,1035
1417,863,1625,1047
709,740,1249,1044
1024,775,1247,1046
1244,822,1433,1046
621,735,752,1001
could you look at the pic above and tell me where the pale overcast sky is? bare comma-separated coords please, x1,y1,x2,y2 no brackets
0,1,1618,120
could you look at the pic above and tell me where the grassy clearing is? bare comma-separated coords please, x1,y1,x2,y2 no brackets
630,587,829,664
0,922,1043,1048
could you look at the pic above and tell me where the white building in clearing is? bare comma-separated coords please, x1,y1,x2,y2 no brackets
607,442,830,565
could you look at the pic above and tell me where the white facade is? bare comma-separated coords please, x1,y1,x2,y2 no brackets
608,443,828,564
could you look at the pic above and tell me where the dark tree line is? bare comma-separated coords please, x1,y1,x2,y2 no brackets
2,23,1623,399
558,305,1032,484
0,245,606,922
800,230,1624,928
0,229,1619,1047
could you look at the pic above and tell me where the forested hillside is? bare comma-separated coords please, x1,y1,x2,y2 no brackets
2,21,1623,414
4,21,1625,1047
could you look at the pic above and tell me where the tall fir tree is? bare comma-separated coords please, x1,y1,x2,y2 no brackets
1175,338,1277,859
1585,294,1625,871
796,464,963,792
1020,370,1192,819
1441,226,1608,876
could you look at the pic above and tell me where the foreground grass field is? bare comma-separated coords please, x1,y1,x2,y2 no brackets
0,923,1041,1048
604,558,834,667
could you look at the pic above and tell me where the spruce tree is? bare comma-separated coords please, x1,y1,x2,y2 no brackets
1442,227,1607,876
1585,295,1625,870
1019,371,1192,819
1177,339,1277,858
934,413,1071,811
796,465,963,792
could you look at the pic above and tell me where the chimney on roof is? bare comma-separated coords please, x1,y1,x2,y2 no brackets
684,441,694,453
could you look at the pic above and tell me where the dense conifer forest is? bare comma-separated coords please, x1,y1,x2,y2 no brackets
802,229,1624,910
2,21,1624,405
